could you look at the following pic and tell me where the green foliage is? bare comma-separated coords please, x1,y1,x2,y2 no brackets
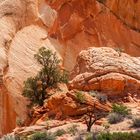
112,104,130,116
76,91,85,104
54,129,66,136
107,104,130,124
67,124,79,135
16,118,24,127
22,47,69,106
132,117,140,127
85,133,93,140
107,112,124,124
31,132,55,140
97,132,140,140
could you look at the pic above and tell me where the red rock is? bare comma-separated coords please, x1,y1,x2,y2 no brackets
44,90,111,117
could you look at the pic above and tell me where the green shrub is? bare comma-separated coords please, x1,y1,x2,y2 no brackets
112,104,130,116
16,118,24,127
31,132,55,140
107,113,124,124
132,117,140,127
54,129,66,136
22,47,69,106
67,124,78,135
85,133,93,140
76,91,85,104
97,132,140,140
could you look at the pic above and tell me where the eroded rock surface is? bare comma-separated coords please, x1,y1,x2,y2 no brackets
0,0,140,136
45,90,111,117
46,0,140,56
69,47,140,97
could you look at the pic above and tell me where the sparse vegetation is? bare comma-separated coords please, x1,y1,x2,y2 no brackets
132,117,140,127
2,135,17,140
96,132,140,140
22,47,69,106
89,90,108,103
102,123,110,130
76,91,85,104
112,103,130,117
31,132,56,140
113,47,124,56
16,118,24,127
54,129,66,136
85,133,93,140
85,104,108,132
67,124,79,135
107,104,130,124
89,90,97,97
107,112,124,124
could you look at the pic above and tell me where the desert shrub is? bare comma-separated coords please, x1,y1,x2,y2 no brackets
89,90,98,97
16,118,24,127
132,117,140,127
107,112,124,124
112,104,130,117
31,132,55,140
22,47,69,106
89,91,108,103
85,133,94,140
76,91,85,104
67,124,79,135
102,123,110,130
113,47,124,56
2,135,17,140
96,94,108,103
96,132,140,140
54,129,66,136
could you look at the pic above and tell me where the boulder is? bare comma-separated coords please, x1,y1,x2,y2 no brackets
45,90,111,117
69,47,140,97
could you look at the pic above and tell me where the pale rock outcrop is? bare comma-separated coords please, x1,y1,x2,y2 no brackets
0,0,40,135
69,47,140,97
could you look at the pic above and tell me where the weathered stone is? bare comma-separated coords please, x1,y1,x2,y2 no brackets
69,47,140,97
45,90,111,117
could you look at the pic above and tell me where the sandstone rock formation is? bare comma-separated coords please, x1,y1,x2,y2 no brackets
46,0,140,56
0,80,16,136
106,0,140,31
0,0,140,136
69,47,140,97
45,90,111,117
